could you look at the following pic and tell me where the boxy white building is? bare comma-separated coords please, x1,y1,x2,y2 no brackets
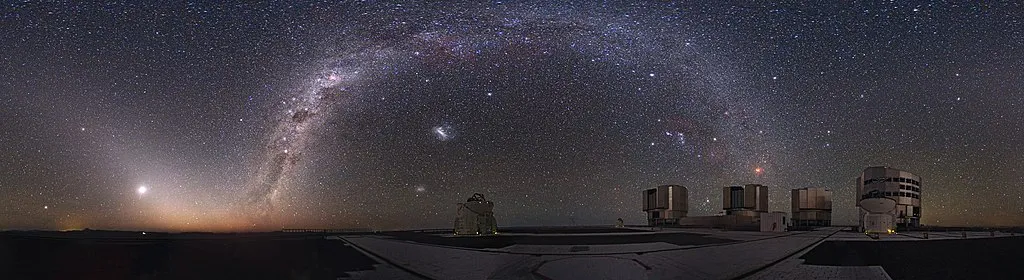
760,212,787,232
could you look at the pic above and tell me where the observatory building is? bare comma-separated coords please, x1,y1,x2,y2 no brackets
453,193,498,235
661,184,779,231
791,187,832,227
856,166,922,231
642,185,688,226
722,184,769,217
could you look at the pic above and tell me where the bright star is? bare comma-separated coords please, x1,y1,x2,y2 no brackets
137,186,148,195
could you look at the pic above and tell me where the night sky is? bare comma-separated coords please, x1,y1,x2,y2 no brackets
1,1,1022,232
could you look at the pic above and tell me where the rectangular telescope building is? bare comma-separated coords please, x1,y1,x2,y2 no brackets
642,185,688,226
791,187,832,226
722,184,769,216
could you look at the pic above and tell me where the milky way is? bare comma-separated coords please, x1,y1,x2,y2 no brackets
242,2,772,226
243,47,398,225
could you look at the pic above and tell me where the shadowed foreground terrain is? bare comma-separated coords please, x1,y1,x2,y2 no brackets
801,236,1024,280
383,227,733,249
0,231,378,280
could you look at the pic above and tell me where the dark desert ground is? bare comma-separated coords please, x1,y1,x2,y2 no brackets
0,230,379,280
3,227,1024,280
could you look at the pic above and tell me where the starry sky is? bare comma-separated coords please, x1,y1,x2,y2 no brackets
1,1,1022,232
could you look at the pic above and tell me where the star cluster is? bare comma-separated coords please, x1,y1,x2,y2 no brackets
1,1,1022,231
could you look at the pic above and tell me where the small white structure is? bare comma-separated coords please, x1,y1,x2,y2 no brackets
454,193,497,235
760,212,787,232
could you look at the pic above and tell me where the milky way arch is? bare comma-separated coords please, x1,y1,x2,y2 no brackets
242,2,772,226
